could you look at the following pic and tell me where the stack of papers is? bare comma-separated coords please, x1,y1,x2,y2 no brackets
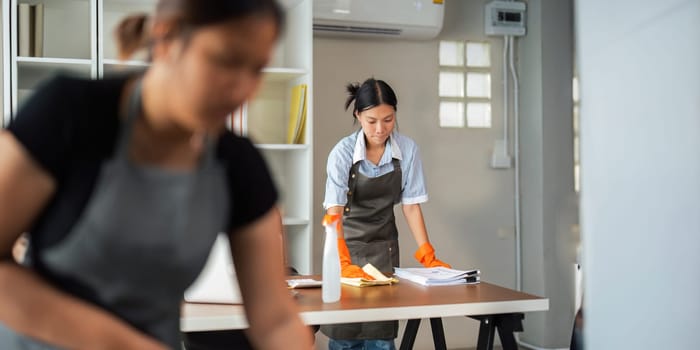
286,278,322,289
393,267,480,286
341,263,399,287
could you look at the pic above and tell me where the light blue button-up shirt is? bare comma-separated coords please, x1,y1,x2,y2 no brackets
324,130,429,209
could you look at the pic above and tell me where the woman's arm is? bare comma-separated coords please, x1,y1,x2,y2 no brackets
229,207,313,349
401,203,429,246
402,203,451,268
0,132,166,350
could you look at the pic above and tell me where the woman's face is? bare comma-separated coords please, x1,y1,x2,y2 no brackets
158,15,278,133
356,104,396,148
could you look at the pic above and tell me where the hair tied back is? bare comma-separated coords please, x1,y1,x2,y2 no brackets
344,82,361,111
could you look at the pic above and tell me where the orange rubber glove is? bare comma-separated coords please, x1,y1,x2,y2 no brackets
414,242,451,268
338,238,375,280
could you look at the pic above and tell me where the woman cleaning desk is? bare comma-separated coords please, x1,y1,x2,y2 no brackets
321,78,451,350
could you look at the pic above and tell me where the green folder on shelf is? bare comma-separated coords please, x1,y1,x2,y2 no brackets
286,84,307,144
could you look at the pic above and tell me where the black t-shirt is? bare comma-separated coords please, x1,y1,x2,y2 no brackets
8,73,278,264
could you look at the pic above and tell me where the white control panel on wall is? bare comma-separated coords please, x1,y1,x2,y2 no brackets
484,0,527,37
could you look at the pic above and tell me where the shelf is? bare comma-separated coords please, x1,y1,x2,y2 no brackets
102,0,156,13
17,56,92,67
98,64,304,81
24,0,92,60
102,59,148,77
263,67,308,82
283,217,309,226
17,58,92,80
284,225,312,273
247,78,310,144
258,148,310,221
102,58,148,67
103,0,156,6
17,58,92,90
19,0,91,4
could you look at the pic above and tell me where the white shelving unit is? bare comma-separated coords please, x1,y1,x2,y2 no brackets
1,0,314,274
252,0,314,274
3,0,97,124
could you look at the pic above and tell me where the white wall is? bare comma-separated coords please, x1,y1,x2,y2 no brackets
312,0,577,348
518,0,578,348
576,0,700,348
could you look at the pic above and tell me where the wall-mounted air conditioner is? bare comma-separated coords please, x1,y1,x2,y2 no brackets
313,0,445,40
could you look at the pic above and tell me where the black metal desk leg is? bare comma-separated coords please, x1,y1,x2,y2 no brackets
471,313,524,350
498,329,518,350
399,319,421,350
496,313,524,350
476,316,496,350
429,318,447,350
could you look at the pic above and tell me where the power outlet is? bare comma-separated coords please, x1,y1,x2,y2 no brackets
491,139,512,169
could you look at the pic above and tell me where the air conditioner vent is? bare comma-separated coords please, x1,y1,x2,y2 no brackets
313,0,444,40
313,24,403,36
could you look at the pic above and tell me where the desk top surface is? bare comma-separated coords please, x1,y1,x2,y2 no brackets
181,277,548,332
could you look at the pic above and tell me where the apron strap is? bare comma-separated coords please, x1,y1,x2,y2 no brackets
391,158,402,204
115,77,217,167
346,162,361,212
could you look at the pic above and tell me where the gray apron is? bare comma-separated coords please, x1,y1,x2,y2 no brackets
0,79,228,349
321,158,402,340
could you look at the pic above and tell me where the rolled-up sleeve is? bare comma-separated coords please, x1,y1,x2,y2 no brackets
323,142,353,209
400,141,429,205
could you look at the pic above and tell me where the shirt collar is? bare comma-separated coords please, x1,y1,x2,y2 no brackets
352,130,403,164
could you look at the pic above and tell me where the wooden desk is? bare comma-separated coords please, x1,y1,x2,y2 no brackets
181,279,548,350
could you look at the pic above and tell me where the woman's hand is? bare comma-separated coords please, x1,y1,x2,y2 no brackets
337,238,375,279
414,242,451,268
0,262,168,350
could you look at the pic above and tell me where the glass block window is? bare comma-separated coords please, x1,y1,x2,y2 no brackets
440,41,464,66
466,72,491,98
439,101,465,128
439,72,465,97
573,75,580,193
466,42,491,67
438,40,492,128
466,102,492,128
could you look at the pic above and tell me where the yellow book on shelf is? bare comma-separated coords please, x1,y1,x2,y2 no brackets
341,263,399,287
293,86,308,144
286,84,307,144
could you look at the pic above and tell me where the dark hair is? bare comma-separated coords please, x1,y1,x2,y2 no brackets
115,0,285,60
345,78,398,120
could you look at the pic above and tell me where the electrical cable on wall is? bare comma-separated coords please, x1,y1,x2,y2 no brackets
509,34,522,292
503,36,509,150
484,0,526,292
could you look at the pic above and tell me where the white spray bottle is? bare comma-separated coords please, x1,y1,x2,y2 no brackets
321,214,341,303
